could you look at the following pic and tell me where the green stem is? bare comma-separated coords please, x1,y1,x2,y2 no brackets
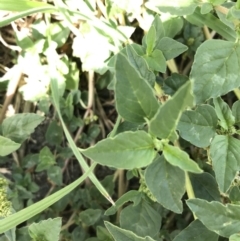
109,115,122,138
185,172,197,219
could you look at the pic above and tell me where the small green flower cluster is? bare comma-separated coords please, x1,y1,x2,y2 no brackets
139,177,157,202
0,177,12,218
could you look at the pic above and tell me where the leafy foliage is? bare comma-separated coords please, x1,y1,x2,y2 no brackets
2,0,240,240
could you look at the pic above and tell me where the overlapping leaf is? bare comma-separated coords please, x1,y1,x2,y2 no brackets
145,155,185,213
187,199,240,238
120,201,161,238
149,81,194,141
163,144,203,173
81,131,156,169
105,222,156,241
115,53,159,123
177,105,218,148
191,40,240,103
210,135,240,193
213,97,235,130
173,219,218,241
189,173,221,202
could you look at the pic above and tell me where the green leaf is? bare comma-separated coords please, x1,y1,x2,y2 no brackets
149,81,194,141
105,190,141,216
28,218,61,241
47,166,62,186
115,53,159,123
213,97,235,130
173,219,218,241
4,227,16,241
105,222,156,241
157,37,188,60
146,0,198,16
146,26,156,55
126,45,155,87
210,135,240,193
152,15,165,45
201,2,213,14
229,186,240,204
186,8,236,42
79,209,102,226
49,22,70,47
143,49,166,73
81,131,156,169
120,201,161,238
163,17,183,38
145,155,185,213
189,173,221,202
177,104,218,148
2,113,44,143
187,198,240,238
191,40,240,104
36,147,56,172
0,136,21,156
232,100,240,126
163,73,188,96
163,144,203,173
45,120,63,146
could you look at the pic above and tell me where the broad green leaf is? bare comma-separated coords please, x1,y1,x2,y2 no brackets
177,105,218,148
173,219,218,241
28,218,61,241
0,136,21,156
149,81,194,141
210,135,240,193
145,0,198,16
191,40,240,104
163,144,203,173
79,209,102,226
0,163,95,233
157,37,188,60
230,233,240,241
81,131,156,169
232,100,240,126
146,26,156,55
126,45,155,87
143,49,166,73
163,73,188,96
163,17,183,38
2,113,44,144
105,190,141,216
120,201,161,238
187,198,240,238
145,155,185,213
115,53,159,123
105,222,156,241
213,97,235,130
189,173,221,202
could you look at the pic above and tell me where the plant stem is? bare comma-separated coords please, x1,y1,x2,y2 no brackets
185,171,197,219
